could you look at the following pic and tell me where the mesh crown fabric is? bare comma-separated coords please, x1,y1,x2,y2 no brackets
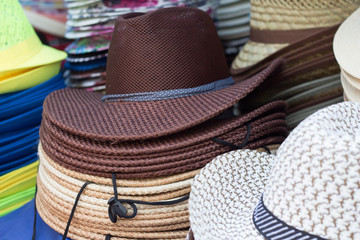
0,0,35,51
105,7,230,94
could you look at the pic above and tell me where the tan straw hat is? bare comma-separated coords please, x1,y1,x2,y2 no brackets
232,0,359,70
334,7,360,102
189,101,360,239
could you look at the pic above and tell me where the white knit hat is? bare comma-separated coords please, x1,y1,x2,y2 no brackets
189,101,360,240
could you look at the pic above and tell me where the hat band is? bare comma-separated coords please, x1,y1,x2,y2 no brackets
253,196,326,240
101,76,235,102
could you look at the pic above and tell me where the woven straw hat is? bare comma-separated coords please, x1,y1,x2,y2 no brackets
42,7,285,143
231,0,359,70
0,0,66,73
334,8,360,102
189,101,360,239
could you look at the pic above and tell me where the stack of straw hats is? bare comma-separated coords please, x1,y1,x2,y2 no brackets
188,101,360,240
215,0,250,61
63,0,219,91
35,7,289,239
0,0,66,216
334,7,360,102
229,0,359,129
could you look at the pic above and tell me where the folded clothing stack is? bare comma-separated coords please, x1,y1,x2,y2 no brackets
33,8,288,240
0,0,67,216
230,0,359,129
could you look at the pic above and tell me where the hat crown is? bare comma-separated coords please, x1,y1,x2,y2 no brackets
250,0,360,31
263,102,360,239
0,0,35,52
105,7,230,95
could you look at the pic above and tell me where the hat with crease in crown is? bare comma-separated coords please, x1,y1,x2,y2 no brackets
230,0,359,72
42,7,284,142
0,0,66,73
189,101,360,240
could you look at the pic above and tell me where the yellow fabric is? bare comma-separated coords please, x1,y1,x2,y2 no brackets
0,161,38,199
0,0,66,73
0,187,35,216
0,61,61,94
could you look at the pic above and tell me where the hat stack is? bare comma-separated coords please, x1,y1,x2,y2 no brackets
334,7,360,102
188,101,360,240
62,0,219,92
0,0,67,216
229,0,359,129
34,8,289,239
215,0,250,64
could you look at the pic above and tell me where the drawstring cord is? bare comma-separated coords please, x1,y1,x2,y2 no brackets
213,123,251,150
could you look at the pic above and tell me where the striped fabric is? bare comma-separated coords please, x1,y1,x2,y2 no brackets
253,196,326,240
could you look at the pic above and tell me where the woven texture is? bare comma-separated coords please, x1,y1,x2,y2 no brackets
189,150,274,240
0,0,35,51
40,101,288,178
263,102,360,239
250,0,360,30
106,8,229,94
231,0,358,70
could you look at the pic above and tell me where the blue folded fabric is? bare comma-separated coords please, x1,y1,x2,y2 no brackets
0,75,65,120
0,73,64,105
0,127,38,147
0,152,38,175
0,106,43,133
0,199,70,240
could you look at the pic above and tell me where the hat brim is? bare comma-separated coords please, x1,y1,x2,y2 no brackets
0,61,61,94
43,59,283,141
189,149,274,240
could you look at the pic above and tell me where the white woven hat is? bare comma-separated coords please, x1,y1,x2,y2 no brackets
189,101,360,240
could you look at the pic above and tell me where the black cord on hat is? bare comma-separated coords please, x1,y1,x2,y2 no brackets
32,184,38,240
213,123,251,150
108,173,189,223
62,181,92,240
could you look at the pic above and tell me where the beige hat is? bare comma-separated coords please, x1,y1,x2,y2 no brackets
334,8,360,102
232,0,359,70
189,101,360,239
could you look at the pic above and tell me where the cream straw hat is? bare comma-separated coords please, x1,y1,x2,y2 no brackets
189,101,360,239
232,0,359,70
334,8,360,102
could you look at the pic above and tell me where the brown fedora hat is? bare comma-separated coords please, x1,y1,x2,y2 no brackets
42,7,283,142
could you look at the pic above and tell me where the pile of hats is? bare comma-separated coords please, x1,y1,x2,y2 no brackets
334,8,360,103
33,8,289,239
0,0,66,216
230,0,359,129
215,0,250,63
188,101,360,240
62,0,220,91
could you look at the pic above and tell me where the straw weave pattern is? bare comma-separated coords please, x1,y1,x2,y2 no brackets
263,102,360,239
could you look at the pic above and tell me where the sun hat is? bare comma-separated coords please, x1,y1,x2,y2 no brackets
189,101,360,239
40,100,288,178
0,186,35,217
231,0,359,71
43,7,284,142
333,7,360,102
0,0,66,73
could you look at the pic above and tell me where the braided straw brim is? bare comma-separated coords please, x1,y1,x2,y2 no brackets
189,149,274,240
232,41,287,69
38,144,194,196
